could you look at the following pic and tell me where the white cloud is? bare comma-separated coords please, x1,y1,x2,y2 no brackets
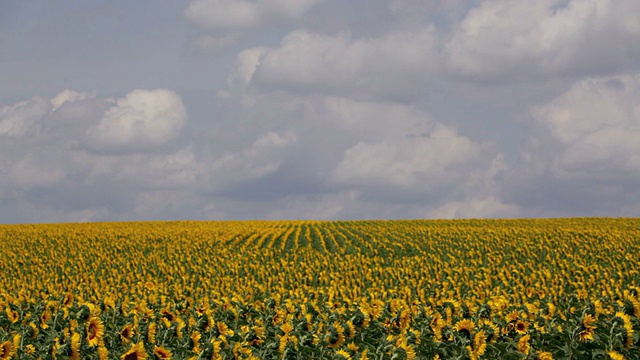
0,97,50,137
50,89,96,111
0,88,208,222
502,73,640,217
230,27,438,98
8,154,66,189
425,196,520,219
531,74,640,173
314,97,506,206
184,0,322,31
446,0,640,82
227,47,268,88
85,89,187,153
212,130,297,182
322,96,433,140
332,124,481,188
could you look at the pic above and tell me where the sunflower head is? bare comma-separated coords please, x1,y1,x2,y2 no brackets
63,292,74,307
120,324,135,343
515,320,528,334
326,323,346,349
0,341,14,360
582,314,597,329
454,319,475,338
121,341,147,360
153,345,172,359
517,334,531,355
335,349,352,360
70,332,82,358
579,327,595,342
280,322,294,335
87,316,105,347
537,351,553,360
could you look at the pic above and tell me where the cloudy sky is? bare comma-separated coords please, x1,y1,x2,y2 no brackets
1,0,639,223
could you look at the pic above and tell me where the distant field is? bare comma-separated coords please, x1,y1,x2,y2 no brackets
0,219,639,359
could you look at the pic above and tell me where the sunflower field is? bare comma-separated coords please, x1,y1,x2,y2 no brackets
0,218,639,359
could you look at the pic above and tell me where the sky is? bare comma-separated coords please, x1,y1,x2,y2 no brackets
1,0,639,223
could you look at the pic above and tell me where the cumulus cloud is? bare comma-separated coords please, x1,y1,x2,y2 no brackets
0,89,203,223
50,89,96,111
6,1,640,222
446,0,640,82
0,97,50,137
332,125,480,188
85,89,187,153
281,97,506,206
184,0,322,31
531,74,640,173
184,0,323,49
504,73,640,216
229,27,438,99
211,131,297,186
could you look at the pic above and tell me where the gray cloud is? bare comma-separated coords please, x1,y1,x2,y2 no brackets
185,0,323,31
505,74,640,216
228,27,439,101
445,0,640,83
84,89,187,154
0,89,203,222
1,1,639,222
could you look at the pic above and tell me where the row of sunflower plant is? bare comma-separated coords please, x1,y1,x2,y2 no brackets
0,218,639,358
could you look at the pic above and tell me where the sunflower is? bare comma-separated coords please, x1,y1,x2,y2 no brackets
12,335,20,356
360,349,369,360
160,309,175,322
623,321,634,347
211,340,222,358
346,320,356,339
326,322,346,349
578,327,595,342
153,346,173,359
335,350,352,360
506,311,519,322
515,320,528,334
120,324,136,343
5,308,18,324
466,330,486,360
24,344,36,355
63,292,74,307
70,332,82,360
614,312,634,347
98,345,109,360
144,281,157,291
538,351,553,360
190,330,202,353
398,309,412,331
0,340,13,360
454,319,475,337
280,322,294,335
217,321,235,338
608,351,625,360
430,314,446,342
28,322,39,339
121,341,147,360
87,316,105,347
479,319,500,342
517,334,531,355
147,322,157,344
393,338,416,360
583,314,597,329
